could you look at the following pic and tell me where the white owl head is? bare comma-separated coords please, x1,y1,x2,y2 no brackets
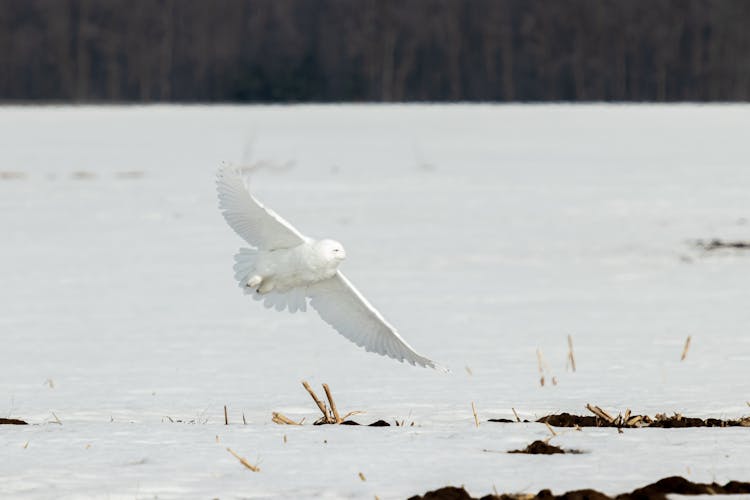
316,239,347,262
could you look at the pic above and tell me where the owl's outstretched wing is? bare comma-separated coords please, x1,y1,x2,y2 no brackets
216,165,307,250
307,272,442,370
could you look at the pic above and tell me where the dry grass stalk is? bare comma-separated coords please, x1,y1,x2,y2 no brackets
512,407,521,423
272,412,303,425
50,411,62,425
341,410,364,420
544,421,557,436
242,413,247,425
22,441,29,449
323,383,342,423
226,447,260,472
224,405,229,425
471,402,480,428
586,404,615,424
302,381,331,423
358,472,367,481
465,365,473,376
536,349,545,386
274,382,361,426
681,336,692,361
567,335,576,372
626,414,643,426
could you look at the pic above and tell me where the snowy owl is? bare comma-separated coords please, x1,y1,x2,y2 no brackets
217,165,438,369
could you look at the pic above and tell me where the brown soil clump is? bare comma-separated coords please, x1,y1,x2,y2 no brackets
336,419,392,427
409,476,750,500
697,239,750,251
410,486,473,500
508,440,565,455
537,413,599,427
0,418,28,425
534,412,750,429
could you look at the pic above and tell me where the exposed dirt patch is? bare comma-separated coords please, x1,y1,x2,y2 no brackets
488,418,530,423
367,419,392,427
535,412,750,429
331,419,392,427
408,476,750,500
409,486,474,500
646,415,748,428
536,413,598,427
696,238,750,251
508,440,566,455
0,418,28,425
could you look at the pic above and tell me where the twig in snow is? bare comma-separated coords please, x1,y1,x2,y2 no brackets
471,402,480,428
323,383,342,423
341,410,365,420
586,404,615,424
274,382,362,425
567,335,576,372
272,412,303,425
224,405,229,425
512,407,521,422
49,411,62,425
302,381,330,423
536,349,545,386
544,421,557,437
226,447,260,472
681,336,692,361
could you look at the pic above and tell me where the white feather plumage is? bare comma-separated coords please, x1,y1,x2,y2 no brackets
217,165,439,369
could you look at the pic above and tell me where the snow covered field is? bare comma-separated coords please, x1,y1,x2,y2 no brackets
1,104,749,499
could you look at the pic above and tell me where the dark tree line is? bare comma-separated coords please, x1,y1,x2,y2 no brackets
2,0,750,102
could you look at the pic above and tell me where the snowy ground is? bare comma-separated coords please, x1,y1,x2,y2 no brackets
1,105,749,499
